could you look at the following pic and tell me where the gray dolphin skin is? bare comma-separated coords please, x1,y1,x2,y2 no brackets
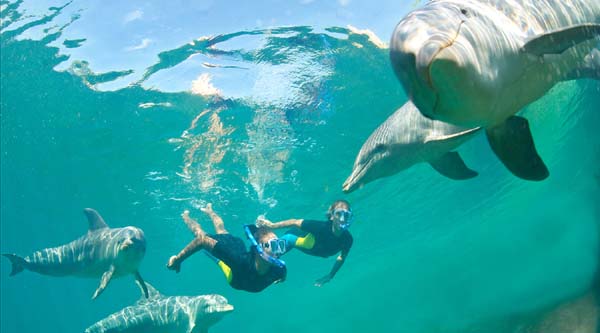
85,282,234,333
2,208,148,300
390,0,600,181
343,101,480,193
525,285,598,333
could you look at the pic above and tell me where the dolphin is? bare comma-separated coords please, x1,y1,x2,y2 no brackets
343,100,480,193
2,208,148,300
390,0,600,181
84,282,234,333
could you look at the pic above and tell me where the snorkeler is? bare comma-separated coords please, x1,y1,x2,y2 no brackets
167,203,287,293
256,199,353,287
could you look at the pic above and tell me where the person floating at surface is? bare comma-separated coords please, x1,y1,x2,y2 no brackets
256,199,354,287
167,203,287,293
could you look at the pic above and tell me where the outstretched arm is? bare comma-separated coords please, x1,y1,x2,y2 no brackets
256,217,303,229
314,248,350,287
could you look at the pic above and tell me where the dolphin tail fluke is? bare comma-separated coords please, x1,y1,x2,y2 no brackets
2,254,27,276
486,116,549,181
429,151,478,180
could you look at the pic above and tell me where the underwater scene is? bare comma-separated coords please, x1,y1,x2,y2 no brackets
1,0,599,332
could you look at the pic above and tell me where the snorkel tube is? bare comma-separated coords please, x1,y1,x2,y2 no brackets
244,224,286,269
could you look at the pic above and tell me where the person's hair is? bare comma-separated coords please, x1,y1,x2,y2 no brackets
326,199,351,220
253,226,274,242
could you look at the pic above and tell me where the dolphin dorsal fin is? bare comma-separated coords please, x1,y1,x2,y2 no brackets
83,208,109,231
135,280,162,304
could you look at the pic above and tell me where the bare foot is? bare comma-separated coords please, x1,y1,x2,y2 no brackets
181,210,190,220
200,203,213,214
167,256,181,273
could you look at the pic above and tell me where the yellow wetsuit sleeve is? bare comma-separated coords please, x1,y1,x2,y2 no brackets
295,233,316,249
217,260,233,283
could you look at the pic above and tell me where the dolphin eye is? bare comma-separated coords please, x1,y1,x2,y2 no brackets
372,144,387,155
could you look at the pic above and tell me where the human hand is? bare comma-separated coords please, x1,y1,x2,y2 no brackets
255,216,274,228
314,275,331,287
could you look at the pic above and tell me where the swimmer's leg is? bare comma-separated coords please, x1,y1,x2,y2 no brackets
181,210,204,238
201,204,228,234
167,212,217,273
205,252,233,284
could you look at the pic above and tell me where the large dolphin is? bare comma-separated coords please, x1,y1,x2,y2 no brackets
343,100,480,193
85,282,234,333
2,208,148,300
390,0,600,180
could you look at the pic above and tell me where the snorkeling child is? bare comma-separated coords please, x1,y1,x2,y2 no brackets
167,203,286,293
256,199,353,287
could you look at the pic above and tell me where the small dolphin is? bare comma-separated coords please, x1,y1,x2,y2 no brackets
85,282,234,333
390,0,600,180
2,208,148,300
343,101,480,193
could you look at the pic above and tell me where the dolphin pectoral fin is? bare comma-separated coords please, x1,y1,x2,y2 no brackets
429,152,478,180
134,271,149,299
523,24,600,56
486,116,549,181
92,265,115,300
135,280,161,304
190,326,208,333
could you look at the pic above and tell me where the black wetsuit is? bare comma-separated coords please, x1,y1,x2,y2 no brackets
210,234,286,293
286,219,353,257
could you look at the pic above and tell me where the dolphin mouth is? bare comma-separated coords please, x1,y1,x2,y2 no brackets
121,238,145,251
342,160,372,193
213,304,234,313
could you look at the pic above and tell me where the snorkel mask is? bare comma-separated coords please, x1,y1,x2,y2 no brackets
262,238,287,257
332,208,353,230
244,225,286,269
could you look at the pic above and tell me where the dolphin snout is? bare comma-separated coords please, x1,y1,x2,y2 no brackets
342,176,359,193
216,304,234,313
343,162,370,193
121,239,134,250
121,237,145,251
416,36,450,89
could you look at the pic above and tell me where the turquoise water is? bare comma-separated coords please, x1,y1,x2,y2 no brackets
1,2,599,333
